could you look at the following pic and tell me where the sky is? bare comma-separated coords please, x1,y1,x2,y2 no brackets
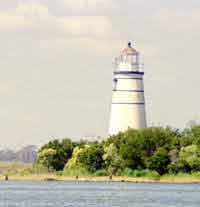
0,0,200,148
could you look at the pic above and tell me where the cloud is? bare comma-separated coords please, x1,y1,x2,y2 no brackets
154,8,200,32
63,0,112,14
59,16,111,38
16,3,50,17
0,3,112,39
0,13,22,31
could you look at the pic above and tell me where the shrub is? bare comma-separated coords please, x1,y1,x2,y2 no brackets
78,144,104,173
116,168,160,179
116,168,136,176
62,167,90,176
147,148,170,175
94,169,108,176
168,158,191,174
37,139,75,171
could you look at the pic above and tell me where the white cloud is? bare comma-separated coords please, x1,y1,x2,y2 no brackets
0,4,52,31
0,13,22,31
63,0,112,14
155,8,200,28
16,3,49,17
0,3,112,39
59,16,111,38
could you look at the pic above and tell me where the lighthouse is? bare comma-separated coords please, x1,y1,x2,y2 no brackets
109,42,147,135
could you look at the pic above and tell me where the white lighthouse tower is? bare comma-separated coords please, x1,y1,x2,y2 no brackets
109,42,147,135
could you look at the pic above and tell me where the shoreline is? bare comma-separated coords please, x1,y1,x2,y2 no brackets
1,175,200,183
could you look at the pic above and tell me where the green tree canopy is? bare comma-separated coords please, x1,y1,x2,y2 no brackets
38,138,75,171
147,148,170,175
37,148,57,171
78,144,104,173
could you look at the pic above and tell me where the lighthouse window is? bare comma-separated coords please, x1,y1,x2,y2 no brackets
113,78,118,91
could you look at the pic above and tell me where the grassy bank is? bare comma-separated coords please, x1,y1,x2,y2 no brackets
2,161,200,183
2,169,200,183
1,173,200,183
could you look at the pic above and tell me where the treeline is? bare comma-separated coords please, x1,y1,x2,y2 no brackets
36,126,200,176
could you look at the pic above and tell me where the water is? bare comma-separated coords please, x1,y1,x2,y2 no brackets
0,181,200,207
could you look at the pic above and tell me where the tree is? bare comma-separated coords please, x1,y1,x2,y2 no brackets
168,158,191,174
37,139,75,171
35,125,200,176
179,145,200,171
65,146,85,169
103,127,177,172
147,148,170,175
103,143,124,175
37,148,57,172
78,144,104,173
139,127,175,156
119,135,145,169
168,145,200,173
191,126,200,145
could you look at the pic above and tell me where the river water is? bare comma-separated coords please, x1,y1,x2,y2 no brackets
0,181,200,207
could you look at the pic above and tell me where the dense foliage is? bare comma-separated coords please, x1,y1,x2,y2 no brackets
37,126,200,176
37,139,76,171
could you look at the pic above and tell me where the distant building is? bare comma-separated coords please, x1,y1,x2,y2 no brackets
0,145,37,163
0,150,16,161
16,145,37,163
